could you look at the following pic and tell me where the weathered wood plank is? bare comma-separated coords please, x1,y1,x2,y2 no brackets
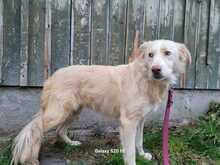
20,0,29,86
51,0,70,73
172,0,186,88
159,0,175,39
131,0,145,40
0,0,3,84
2,0,21,85
173,0,185,42
144,0,160,40
91,0,108,65
70,0,74,65
195,0,209,89
184,0,200,88
106,0,110,64
28,0,45,86
108,0,127,65
72,0,91,65
125,0,145,63
207,0,220,89
44,0,52,79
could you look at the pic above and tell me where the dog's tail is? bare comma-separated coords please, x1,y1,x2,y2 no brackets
10,113,43,165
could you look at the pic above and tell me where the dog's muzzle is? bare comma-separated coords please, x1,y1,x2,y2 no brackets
152,66,163,79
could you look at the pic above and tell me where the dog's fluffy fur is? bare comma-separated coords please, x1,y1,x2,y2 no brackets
11,39,191,165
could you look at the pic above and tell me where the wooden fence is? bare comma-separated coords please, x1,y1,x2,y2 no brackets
0,0,219,89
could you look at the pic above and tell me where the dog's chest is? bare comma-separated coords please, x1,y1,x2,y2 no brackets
141,99,160,115
122,95,159,120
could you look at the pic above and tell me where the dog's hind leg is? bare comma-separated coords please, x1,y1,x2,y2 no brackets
56,113,81,146
11,113,43,165
11,94,80,165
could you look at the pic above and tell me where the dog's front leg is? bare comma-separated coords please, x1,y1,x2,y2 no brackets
136,118,153,160
120,119,138,165
136,118,145,154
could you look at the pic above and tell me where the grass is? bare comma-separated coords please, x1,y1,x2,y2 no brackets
0,140,12,165
104,101,220,165
105,153,157,165
1,102,220,165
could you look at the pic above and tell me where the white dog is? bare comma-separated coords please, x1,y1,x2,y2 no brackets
11,37,191,165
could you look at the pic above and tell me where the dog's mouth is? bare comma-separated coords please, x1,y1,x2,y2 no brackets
152,74,170,82
152,73,165,80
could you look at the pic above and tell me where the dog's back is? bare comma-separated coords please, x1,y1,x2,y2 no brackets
43,64,130,117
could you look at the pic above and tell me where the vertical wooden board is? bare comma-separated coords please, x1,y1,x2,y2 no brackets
20,0,29,86
159,0,175,39
124,0,132,64
44,0,52,79
195,0,209,88
91,0,108,65
72,0,91,65
108,0,127,65
172,0,185,88
173,0,185,42
132,0,145,36
207,0,220,89
51,0,70,73
125,0,145,63
70,0,74,65
28,0,45,86
0,0,3,84
144,0,160,41
184,0,200,88
2,0,21,85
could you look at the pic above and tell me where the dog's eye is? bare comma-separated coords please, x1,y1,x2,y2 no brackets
164,51,171,56
148,52,154,58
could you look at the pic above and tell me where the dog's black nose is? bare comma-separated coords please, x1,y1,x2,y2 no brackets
152,65,161,75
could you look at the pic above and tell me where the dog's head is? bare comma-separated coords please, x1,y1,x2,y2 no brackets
137,40,191,83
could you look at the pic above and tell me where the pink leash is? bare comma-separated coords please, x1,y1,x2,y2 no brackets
162,88,174,165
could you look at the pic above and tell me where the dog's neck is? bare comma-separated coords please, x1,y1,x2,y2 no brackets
144,79,169,104
129,59,170,104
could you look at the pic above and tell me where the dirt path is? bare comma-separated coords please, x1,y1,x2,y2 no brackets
40,152,67,165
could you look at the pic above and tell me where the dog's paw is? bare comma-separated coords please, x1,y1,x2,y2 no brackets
142,152,153,160
70,140,81,146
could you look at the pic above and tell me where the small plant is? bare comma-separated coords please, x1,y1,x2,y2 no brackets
105,152,124,165
186,102,220,160
64,144,80,156
105,152,156,165
0,140,12,165
53,140,81,156
208,102,220,117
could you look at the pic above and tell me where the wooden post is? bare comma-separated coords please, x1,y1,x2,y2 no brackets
20,0,29,86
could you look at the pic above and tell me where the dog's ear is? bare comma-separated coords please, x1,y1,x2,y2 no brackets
178,44,192,65
139,41,151,57
139,42,149,50
177,44,191,87
129,31,142,63
175,43,191,74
